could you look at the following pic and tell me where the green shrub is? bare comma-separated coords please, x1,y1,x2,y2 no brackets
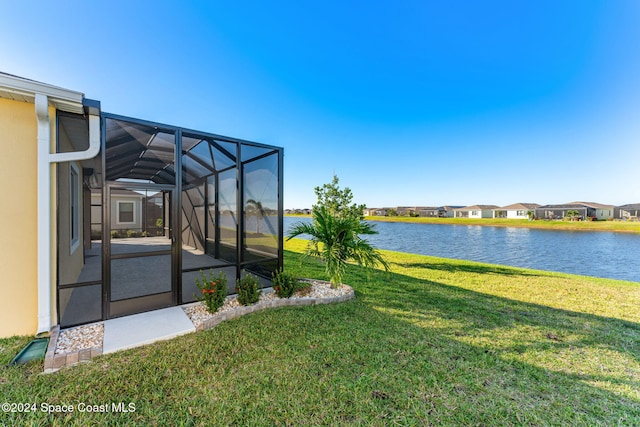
236,274,262,305
271,268,299,298
110,230,121,239
126,229,139,238
195,270,227,313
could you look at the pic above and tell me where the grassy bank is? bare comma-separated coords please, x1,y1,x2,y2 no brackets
1,239,639,425
365,215,640,233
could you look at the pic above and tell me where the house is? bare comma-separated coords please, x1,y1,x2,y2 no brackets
363,208,388,216
439,206,463,218
395,206,418,216
493,203,540,219
574,202,615,220
453,205,499,218
534,202,614,221
0,72,283,338
416,207,443,217
535,203,589,220
617,203,640,220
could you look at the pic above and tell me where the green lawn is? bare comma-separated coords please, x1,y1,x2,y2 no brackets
1,239,639,426
363,215,640,233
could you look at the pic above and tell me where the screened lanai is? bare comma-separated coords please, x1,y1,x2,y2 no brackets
57,113,283,327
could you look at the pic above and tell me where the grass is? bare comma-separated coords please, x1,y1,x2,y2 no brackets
363,215,640,233
1,239,639,425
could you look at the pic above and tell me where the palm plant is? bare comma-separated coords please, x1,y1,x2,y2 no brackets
287,206,389,287
246,198,265,234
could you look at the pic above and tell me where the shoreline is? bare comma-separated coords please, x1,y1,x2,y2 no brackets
285,214,640,234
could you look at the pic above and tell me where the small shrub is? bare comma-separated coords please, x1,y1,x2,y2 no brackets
271,268,300,298
195,270,227,313
126,229,139,238
236,274,262,305
110,230,121,239
141,231,150,237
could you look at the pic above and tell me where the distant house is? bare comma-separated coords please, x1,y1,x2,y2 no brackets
364,208,388,216
440,206,463,218
535,203,589,220
493,203,540,219
618,203,640,220
453,205,499,218
534,202,614,220
416,207,443,217
396,206,417,216
576,202,615,220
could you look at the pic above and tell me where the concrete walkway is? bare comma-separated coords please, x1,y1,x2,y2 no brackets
102,307,195,354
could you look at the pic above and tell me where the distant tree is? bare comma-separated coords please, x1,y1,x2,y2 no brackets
313,174,366,220
387,208,398,217
527,210,535,222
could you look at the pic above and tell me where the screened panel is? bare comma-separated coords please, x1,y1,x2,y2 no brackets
241,143,276,162
110,255,172,301
182,138,215,183
242,152,279,263
59,285,102,327
182,184,206,252
182,266,237,303
206,175,216,255
214,139,238,162
218,169,237,262
242,260,277,286
109,187,170,253
105,118,176,185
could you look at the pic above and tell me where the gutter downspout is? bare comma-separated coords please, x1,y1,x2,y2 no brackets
35,94,101,334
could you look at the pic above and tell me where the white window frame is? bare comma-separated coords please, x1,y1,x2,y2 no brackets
116,200,136,225
69,163,80,255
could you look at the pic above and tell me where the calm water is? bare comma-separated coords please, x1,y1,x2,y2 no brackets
283,217,640,283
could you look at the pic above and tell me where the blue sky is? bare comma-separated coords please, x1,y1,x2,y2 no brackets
1,1,639,208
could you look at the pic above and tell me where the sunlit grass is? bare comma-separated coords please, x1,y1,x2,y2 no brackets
363,215,640,233
0,238,638,425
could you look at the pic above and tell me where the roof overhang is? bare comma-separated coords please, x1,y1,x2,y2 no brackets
0,72,85,114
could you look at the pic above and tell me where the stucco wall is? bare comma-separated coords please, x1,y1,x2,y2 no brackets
506,210,528,219
0,98,39,337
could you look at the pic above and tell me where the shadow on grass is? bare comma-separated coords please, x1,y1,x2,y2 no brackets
398,261,549,278
284,248,640,422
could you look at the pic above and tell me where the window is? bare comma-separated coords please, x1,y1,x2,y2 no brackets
517,210,526,216
117,201,135,224
70,164,80,254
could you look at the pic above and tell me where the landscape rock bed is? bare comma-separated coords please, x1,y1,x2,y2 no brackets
45,280,354,372
184,280,354,330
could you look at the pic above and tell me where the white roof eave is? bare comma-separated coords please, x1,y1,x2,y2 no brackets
0,72,85,114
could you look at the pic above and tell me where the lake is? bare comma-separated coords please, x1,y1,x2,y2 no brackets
283,217,640,283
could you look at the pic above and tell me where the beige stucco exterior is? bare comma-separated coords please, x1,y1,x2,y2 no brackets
0,97,58,337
